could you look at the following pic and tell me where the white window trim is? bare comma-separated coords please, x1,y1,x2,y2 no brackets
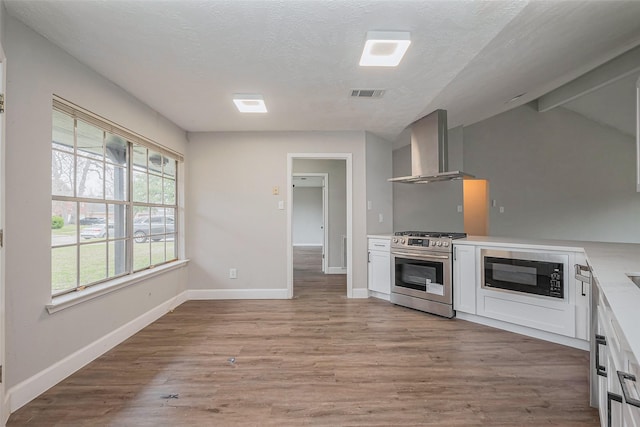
47,259,189,314
51,96,184,297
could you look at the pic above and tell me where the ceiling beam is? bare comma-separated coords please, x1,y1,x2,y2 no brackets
537,45,640,112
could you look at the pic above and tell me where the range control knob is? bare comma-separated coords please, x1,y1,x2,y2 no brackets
392,238,398,243
443,242,450,247
400,239,406,244
436,241,442,246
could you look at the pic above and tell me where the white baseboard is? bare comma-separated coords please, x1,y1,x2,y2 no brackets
351,288,369,299
6,291,189,413
187,288,289,300
3,392,9,426
292,243,322,247
326,267,347,274
368,290,391,301
455,312,590,351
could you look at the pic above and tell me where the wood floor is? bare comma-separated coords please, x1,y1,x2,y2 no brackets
8,247,599,426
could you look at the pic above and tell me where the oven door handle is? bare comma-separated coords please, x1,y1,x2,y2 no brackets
392,252,450,260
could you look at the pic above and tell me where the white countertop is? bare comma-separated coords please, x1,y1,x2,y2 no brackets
367,234,392,240
455,235,640,362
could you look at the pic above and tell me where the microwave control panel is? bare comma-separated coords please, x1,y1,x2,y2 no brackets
549,269,562,298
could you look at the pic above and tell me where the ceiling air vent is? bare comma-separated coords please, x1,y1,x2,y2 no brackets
350,89,385,98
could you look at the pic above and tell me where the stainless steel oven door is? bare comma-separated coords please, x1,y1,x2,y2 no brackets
391,251,452,305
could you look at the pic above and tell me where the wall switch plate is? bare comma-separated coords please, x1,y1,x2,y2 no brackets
367,201,372,210
457,205,463,213
278,200,284,210
492,199,497,207
272,186,279,195
229,268,237,279
378,213,383,223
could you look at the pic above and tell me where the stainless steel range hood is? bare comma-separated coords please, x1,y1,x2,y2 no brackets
389,109,474,183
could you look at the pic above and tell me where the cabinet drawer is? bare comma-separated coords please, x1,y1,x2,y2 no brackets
368,239,390,251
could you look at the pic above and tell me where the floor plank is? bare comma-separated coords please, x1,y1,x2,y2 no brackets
8,247,599,426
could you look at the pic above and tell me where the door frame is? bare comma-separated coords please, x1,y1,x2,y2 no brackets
287,153,353,298
292,172,328,273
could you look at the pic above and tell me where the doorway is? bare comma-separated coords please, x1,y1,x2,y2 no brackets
292,173,328,272
287,154,353,299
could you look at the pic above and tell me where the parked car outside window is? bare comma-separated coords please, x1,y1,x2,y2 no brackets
133,216,175,243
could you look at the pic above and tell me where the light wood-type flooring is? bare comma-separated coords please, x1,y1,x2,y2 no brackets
8,247,599,426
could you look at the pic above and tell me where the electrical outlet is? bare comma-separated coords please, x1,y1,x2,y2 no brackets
272,186,279,195
457,205,463,213
367,201,372,210
229,268,237,279
278,200,284,210
499,206,505,213
378,213,383,223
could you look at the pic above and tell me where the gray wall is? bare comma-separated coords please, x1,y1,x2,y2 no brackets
392,144,464,232
186,131,368,292
365,132,393,235
4,16,189,389
293,159,346,268
292,187,323,246
464,103,640,243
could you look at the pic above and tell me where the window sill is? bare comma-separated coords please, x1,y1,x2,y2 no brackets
46,259,190,314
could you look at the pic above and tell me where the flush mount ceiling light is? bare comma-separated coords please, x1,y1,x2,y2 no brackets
359,31,411,67
233,94,267,113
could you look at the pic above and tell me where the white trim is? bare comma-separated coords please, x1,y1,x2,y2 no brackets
47,260,189,314
368,290,391,301
187,289,289,300
351,288,369,299
287,153,353,299
455,312,589,351
7,291,189,413
292,243,323,247
326,267,347,274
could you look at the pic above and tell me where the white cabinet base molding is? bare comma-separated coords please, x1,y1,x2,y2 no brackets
456,312,589,351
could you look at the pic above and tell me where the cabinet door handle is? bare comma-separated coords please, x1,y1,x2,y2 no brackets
368,251,371,263
574,263,592,284
617,371,640,408
595,334,607,377
608,391,623,427
582,282,586,297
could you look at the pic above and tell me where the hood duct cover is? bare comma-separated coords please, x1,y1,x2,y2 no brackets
389,109,474,183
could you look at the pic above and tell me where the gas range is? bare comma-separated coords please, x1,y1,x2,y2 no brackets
390,231,467,318
391,231,467,253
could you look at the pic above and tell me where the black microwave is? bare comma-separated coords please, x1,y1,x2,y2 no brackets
481,249,567,299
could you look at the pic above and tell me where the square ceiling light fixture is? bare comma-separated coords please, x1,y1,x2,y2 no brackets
359,31,411,67
233,94,268,113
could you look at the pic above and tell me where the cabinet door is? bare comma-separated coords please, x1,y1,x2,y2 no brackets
453,245,476,314
368,250,390,294
574,254,591,340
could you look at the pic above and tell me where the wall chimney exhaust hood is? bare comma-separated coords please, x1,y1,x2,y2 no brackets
389,109,474,183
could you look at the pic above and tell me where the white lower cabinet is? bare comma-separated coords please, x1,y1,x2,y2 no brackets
595,287,640,427
367,238,390,295
453,244,477,314
574,252,591,341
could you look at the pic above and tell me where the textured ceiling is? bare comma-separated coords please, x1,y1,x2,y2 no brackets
5,0,640,142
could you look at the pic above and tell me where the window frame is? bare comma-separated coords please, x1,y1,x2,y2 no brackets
51,97,183,297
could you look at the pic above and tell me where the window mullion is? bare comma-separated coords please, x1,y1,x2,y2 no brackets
127,141,134,275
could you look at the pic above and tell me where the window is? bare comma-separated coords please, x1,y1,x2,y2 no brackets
51,99,181,296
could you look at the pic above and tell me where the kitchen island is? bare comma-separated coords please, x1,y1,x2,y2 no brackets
456,235,640,426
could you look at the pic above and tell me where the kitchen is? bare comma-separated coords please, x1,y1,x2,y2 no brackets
2,0,640,425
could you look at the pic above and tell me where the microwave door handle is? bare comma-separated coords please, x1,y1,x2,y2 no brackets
393,252,449,260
